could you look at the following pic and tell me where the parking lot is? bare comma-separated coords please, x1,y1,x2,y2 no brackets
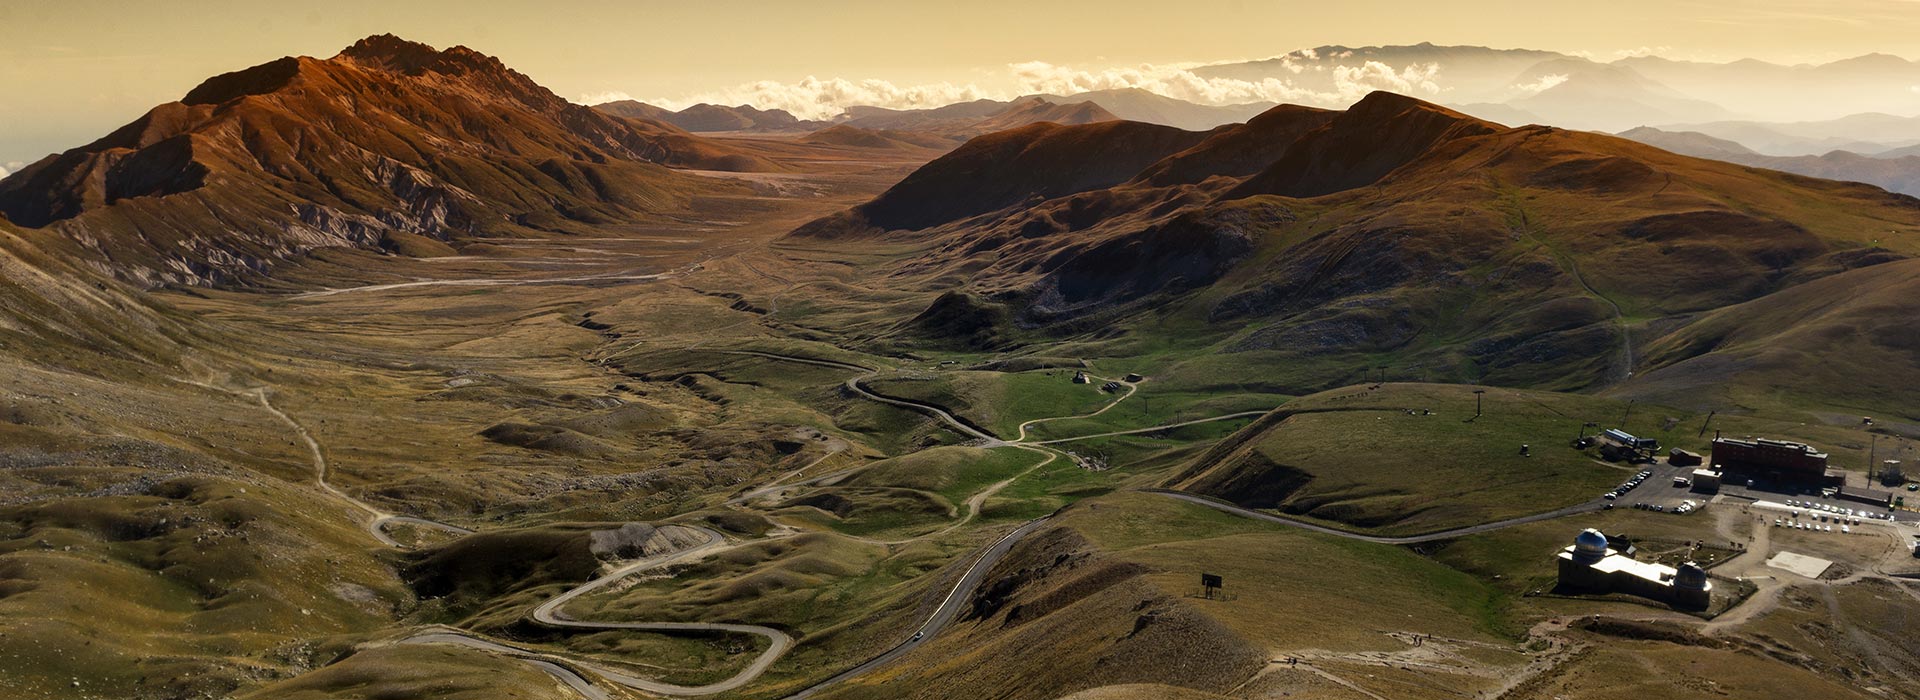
1596,456,1917,524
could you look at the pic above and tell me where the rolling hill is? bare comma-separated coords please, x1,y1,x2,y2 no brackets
798,125,962,153
0,34,782,286
790,91,1920,416
839,97,1117,137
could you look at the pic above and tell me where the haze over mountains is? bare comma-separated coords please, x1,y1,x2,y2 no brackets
565,43,1920,173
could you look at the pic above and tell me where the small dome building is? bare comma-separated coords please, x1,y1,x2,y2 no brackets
1571,528,1610,563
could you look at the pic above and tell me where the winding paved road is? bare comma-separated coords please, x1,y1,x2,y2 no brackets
407,525,796,696
1010,376,1137,442
1029,410,1270,446
713,350,1003,443
1146,489,1607,544
782,516,1053,700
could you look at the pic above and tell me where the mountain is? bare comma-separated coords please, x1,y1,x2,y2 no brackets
0,34,781,286
793,91,1920,413
592,100,824,131
1620,127,1920,196
1031,88,1272,131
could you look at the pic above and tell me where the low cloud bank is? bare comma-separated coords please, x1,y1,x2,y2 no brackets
591,59,1445,120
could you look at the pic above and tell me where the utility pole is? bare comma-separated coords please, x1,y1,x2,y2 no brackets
1870,434,1880,482
1474,389,1486,418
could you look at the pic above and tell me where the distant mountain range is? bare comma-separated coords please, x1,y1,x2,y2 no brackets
1618,126,1920,196
594,100,827,132
593,91,1238,136
1648,114,1920,156
576,43,1920,166
1196,43,1920,135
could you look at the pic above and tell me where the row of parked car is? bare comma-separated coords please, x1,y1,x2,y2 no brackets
1628,501,1683,513
1784,499,1895,520
1601,470,1656,501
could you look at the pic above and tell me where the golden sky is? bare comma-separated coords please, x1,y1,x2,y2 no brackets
3,0,1919,167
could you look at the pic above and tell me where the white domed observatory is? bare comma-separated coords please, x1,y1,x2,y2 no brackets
1556,529,1712,610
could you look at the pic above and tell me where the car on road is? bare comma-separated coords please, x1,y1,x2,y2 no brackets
1604,492,1617,500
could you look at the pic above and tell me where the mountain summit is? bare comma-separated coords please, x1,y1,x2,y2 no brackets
0,34,777,285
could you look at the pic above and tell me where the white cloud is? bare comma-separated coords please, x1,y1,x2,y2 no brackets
579,91,636,105
1513,73,1571,94
1611,46,1673,59
621,59,1445,121
624,78,996,121
1006,58,1443,107
0,161,21,179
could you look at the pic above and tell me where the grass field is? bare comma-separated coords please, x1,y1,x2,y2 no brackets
1069,492,1517,648
240,644,579,700
865,370,1119,438
1181,383,1634,535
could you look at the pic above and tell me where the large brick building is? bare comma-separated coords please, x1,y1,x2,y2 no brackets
1710,437,1831,482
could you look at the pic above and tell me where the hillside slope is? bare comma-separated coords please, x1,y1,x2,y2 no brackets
788,90,1920,413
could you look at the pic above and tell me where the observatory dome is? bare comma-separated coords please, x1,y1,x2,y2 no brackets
1573,529,1610,560
1675,562,1709,589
